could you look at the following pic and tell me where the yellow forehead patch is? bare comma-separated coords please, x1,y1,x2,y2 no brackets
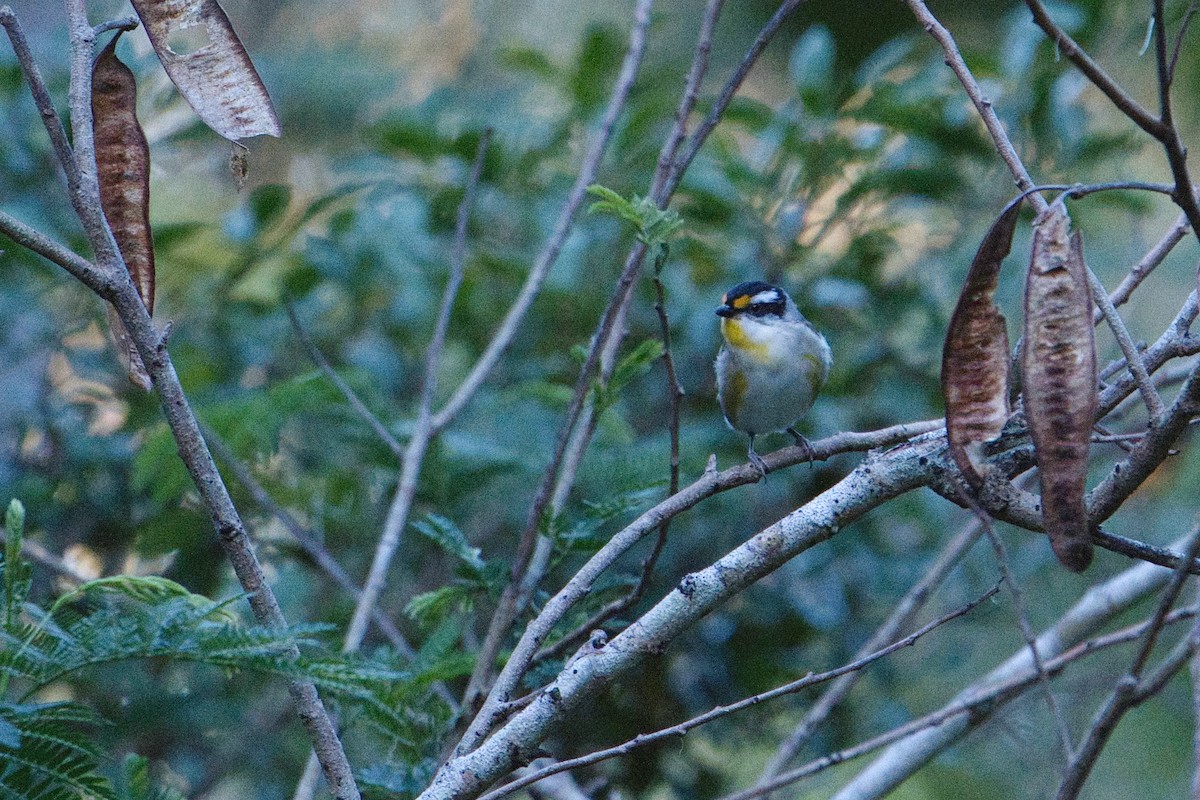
731,294,752,310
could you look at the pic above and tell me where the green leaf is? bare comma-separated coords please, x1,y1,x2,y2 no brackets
789,24,835,93
586,185,683,248
411,515,485,575
116,754,188,800
594,338,664,411
571,24,623,113
404,585,474,628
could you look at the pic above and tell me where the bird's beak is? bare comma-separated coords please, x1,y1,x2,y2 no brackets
716,304,736,318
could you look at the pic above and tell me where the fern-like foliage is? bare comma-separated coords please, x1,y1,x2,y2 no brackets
0,700,115,800
0,499,454,796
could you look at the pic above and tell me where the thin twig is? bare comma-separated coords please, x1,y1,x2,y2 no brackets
531,248,684,666
448,0,656,719
1106,211,1189,310
0,530,91,585
92,15,138,37
46,2,363,794
458,0,726,740
428,0,653,434
344,130,492,653
1055,517,1200,799
1149,0,1200,247
1167,1,1200,85
907,0,1041,203
202,424,422,662
1023,0,1162,138
969,497,1074,764
719,607,1198,800
1086,269,1166,420
448,420,942,770
0,7,81,194
476,585,1000,800
668,0,811,194
285,302,404,459
756,510,988,787
0,209,108,289
457,0,815,756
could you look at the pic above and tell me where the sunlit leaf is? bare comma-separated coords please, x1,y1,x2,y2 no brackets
942,199,1021,487
1023,202,1096,572
128,0,281,140
412,515,486,576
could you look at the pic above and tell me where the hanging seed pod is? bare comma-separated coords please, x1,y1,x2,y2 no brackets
128,0,281,141
942,199,1022,488
1022,202,1097,572
93,36,154,391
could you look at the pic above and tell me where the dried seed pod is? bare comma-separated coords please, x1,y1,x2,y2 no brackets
942,200,1021,488
129,0,281,141
93,37,154,390
1023,203,1097,572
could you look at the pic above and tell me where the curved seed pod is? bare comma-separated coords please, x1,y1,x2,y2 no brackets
942,200,1022,488
129,0,281,141
93,37,154,391
1023,203,1096,572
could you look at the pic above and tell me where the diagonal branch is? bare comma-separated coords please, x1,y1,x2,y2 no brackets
1055,518,1200,798
416,432,946,800
428,0,653,435
343,130,492,655
1023,0,1163,138
457,0,812,756
478,585,1000,800
755,513,986,786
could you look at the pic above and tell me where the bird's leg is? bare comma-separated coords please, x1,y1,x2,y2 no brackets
786,427,816,469
747,433,769,480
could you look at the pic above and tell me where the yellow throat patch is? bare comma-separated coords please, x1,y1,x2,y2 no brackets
721,318,770,362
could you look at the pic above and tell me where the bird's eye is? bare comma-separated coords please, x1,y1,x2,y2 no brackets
747,299,782,317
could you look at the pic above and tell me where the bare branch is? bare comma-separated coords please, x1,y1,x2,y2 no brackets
0,7,80,192
477,585,1000,800
1055,518,1200,798
971,497,1074,761
417,431,947,800
1106,211,1189,310
756,513,987,786
1086,269,1165,421
343,130,491,656
0,209,110,290
457,0,810,755
822,543,1200,800
1023,0,1163,138
905,0,1042,204
429,0,654,433
202,424,424,662
726,607,1197,800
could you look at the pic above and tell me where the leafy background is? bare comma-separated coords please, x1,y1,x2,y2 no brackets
1,0,1198,798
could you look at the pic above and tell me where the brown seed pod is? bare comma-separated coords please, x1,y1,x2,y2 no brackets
128,0,281,141
942,199,1021,488
93,36,154,390
1022,202,1097,572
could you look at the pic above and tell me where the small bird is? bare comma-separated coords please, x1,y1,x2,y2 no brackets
714,281,831,477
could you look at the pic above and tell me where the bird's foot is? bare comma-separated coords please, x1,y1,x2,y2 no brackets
748,448,769,481
787,427,816,470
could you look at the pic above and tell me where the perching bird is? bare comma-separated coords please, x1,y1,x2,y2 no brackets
714,281,831,477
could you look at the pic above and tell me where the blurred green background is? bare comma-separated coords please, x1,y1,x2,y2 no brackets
1,1,1199,798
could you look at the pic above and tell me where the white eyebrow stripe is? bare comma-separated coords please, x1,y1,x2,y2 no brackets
749,290,779,305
